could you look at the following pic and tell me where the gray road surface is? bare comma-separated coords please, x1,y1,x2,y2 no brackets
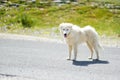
0,38,120,80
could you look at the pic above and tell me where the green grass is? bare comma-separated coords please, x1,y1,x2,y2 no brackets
0,2,120,36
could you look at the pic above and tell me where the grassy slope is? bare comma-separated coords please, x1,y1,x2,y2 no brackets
0,2,120,36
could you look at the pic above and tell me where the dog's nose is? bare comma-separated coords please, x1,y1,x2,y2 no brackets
64,34,67,38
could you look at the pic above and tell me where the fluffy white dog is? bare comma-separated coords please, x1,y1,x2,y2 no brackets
59,23,102,61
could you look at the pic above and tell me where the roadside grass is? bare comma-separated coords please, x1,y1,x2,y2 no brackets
0,2,120,36
93,0,120,5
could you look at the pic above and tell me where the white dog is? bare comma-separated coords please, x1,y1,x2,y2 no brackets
59,23,102,61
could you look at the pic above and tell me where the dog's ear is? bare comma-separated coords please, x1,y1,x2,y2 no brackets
69,23,73,30
59,23,63,34
59,24,62,30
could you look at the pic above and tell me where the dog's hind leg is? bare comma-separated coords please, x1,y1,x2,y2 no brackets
94,44,99,60
67,45,72,60
87,42,94,59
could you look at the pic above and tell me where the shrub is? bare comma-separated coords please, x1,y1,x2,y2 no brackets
0,8,5,16
20,14,34,28
76,6,92,14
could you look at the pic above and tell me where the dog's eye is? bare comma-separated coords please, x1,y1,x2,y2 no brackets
66,29,69,31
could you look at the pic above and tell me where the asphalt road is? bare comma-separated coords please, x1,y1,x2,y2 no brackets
0,38,120,80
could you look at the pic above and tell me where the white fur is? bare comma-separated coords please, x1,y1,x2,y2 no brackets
59,23,102,60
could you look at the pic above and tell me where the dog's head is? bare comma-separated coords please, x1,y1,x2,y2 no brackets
59,23,73,38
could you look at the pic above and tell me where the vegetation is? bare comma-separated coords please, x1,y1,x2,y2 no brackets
0,0,120,36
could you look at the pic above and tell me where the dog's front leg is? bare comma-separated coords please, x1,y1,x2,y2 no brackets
73,44,77,61
67,45,72,60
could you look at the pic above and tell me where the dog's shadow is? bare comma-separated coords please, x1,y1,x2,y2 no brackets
72,59,109,66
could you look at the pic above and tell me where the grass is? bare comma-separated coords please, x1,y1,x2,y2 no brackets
0,1,120,36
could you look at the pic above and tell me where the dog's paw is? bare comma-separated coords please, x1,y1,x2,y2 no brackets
93,59,99,61
67,58,71,60
72,59,76,61
88,57,93,59
72,58,77,61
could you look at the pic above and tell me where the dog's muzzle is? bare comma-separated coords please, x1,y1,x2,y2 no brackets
64,33,67,38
